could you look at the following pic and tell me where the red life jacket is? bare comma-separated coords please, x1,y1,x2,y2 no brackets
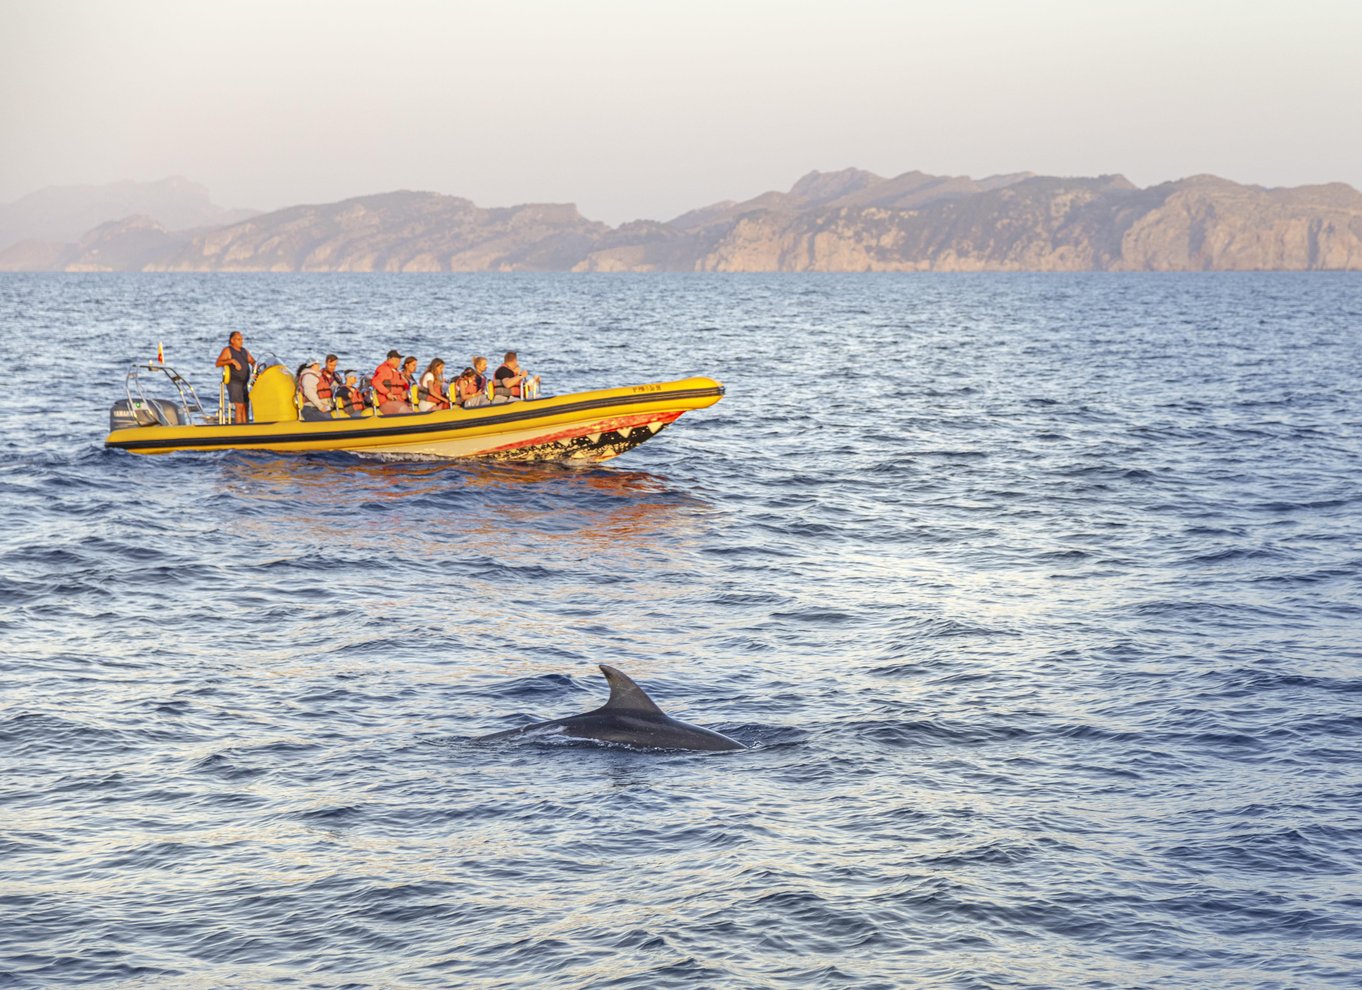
372,362,407,403
420,374,451,410
317,369,336,402
456,378,480,405
336,385,363,412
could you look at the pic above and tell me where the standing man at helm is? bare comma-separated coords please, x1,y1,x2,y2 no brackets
215,331,255,424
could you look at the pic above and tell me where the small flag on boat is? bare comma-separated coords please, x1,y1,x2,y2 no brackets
156,341,165,364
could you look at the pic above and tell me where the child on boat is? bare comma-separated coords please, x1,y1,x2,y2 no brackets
454,367,487,407
333,371,366,416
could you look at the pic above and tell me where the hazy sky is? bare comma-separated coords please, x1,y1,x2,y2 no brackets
3,0,1360,224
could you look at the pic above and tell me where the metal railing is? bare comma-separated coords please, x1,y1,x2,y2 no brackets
125,363,211,426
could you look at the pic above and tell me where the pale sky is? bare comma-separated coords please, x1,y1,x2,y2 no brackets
2,0,1359,224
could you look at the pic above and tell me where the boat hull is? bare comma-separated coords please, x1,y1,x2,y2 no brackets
104,377,724,461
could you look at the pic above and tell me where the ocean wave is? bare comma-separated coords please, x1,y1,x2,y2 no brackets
4,272,1361,990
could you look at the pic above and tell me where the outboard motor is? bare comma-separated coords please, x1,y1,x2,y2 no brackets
109,397,186,430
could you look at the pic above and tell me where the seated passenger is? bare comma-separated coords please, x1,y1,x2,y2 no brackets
371,350,413,414
493,350,540,400
318,354,340,407
454,367,487,407
296,360,332,421
333,371,366,416
470,356,503,405
418,358,451,412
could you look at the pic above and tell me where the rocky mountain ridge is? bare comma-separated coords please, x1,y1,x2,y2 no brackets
0,177,256,254
3,168,1361,272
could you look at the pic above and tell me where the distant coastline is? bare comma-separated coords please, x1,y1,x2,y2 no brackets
3,168,1361,273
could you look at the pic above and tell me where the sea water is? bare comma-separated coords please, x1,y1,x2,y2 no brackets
1,273,1359,989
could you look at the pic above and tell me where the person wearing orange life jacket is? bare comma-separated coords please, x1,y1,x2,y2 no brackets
454,366,484,407
317,354,339,408
468,356,500,404
296,359,332,421
470,356,489,393
418,358,452,411
371,350,413,414
493,350,539,400
334,370,366,416
400,356,419,406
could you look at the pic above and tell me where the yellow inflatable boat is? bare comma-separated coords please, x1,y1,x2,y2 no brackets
105,362,724,461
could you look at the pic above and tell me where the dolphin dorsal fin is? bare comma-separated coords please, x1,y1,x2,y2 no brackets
597,664,665,716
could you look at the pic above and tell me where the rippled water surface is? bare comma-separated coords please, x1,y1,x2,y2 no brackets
2,273,1361,989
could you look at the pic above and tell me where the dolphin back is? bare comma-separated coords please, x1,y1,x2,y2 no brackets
478,664,747,752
